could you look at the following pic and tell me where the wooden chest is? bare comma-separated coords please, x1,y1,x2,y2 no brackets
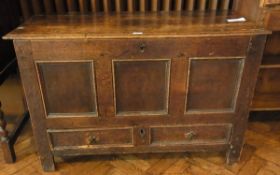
4,13,268,171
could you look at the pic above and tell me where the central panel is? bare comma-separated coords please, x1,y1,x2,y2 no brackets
113,59,171,116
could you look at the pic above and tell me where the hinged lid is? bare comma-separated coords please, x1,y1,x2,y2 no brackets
3,12,269,40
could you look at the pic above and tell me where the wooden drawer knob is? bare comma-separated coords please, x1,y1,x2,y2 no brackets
184,131,197,141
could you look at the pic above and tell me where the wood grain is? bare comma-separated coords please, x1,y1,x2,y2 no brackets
1,109,280,174
4,11,268,172
3,13,269,40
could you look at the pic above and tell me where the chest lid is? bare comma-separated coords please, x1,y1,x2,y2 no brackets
3,12,269,40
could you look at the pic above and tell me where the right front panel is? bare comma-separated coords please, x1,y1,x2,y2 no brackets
186,57,244,114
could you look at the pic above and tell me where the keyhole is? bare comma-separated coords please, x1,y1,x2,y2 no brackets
139,43,146,53
139,128,145,138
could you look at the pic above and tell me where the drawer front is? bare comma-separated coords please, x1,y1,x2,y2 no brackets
150,124,231,145
266,11,280,31
48,128,133,149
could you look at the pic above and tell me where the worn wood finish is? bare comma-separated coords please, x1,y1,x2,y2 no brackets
1,111,280,174
209,0,218,10
43,0,55,14
150,124,231,145
186,0,195,11
66,0,78,13
102,0,111,13
198,0,207,11
151,0,159,12
78,0,89,14
4,13,268,40
243,1,280,111
5,13,268,171
139,0,146,12
13,40,55,171
31,0,43,15
49,127,133,148
221,0,230,10
115,0,121,12
54,0,67,14
127,0,134,12
113,60,170,115
37,61,97,116
226,35,267,164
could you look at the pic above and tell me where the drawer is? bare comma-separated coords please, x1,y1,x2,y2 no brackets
266,11,280,31
48,128,133,149
150,124,231,145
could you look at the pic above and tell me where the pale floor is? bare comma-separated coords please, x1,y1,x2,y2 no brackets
0,75,280,175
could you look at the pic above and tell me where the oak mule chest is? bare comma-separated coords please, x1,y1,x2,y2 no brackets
4,12,268,171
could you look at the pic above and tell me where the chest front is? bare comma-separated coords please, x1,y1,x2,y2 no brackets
7,14,268,171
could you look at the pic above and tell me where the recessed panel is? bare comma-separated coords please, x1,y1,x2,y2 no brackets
186,58,243,113
38,61,97,116
114,60,170,115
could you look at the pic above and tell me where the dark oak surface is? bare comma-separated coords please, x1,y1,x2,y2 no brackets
2,75,280,175
4,12,268,171
3,12,268,40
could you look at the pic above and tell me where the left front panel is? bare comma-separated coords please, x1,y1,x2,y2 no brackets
36,61,97,118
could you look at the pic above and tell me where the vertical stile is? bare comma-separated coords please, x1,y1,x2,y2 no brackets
102,0,111,12
209,0,218,10
54,0,67,14
175,0,183,11
90,0,99,12
231,0,239,11
66,0,78,13
140,0,146,12
209,9,217,23
31,0,43,15
151,0,158,12
221,0,230,10
79,0,89,14
43,0,55,14
186,0,194,11
127,0,134,12
115,0,121,12
198,0,207,11
220,10,228,22
163,0,170,12
20,0,32,20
